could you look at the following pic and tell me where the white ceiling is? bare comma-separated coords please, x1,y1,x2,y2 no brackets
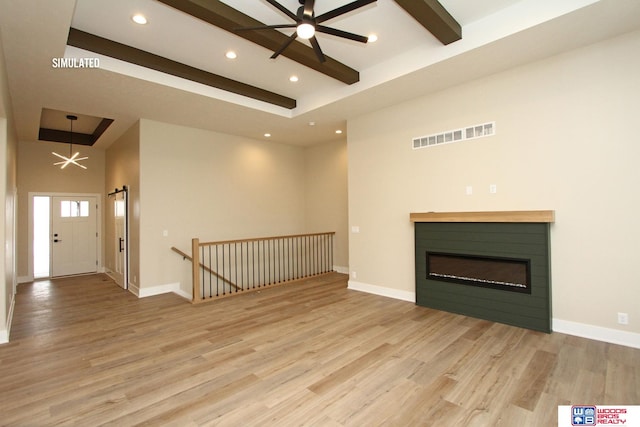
1,0,639,148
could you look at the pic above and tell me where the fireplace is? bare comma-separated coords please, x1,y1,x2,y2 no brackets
411,211,553,333
426,252,531,294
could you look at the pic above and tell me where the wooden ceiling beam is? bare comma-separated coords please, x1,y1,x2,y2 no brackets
38,128,95,146
393,0,461,45
39,117,114,146
67,28,296,109
156,0,360,85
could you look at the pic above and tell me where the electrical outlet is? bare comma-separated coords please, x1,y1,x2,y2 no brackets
617,312,629,325
351,271,357,279
466,185,473,195
489,184,497,194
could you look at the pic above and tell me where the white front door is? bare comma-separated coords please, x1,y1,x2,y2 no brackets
51,196,98,277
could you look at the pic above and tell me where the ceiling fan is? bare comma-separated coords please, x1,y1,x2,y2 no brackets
236,0,376,63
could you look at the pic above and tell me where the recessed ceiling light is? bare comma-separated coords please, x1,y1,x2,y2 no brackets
132,14,147,25
336,130,343,134
367,34,378,43
308,121,315,126
225,51,237,59
264,133,271,138
289,75,299,82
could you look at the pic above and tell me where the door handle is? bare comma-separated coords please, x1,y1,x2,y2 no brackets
119,237,124,252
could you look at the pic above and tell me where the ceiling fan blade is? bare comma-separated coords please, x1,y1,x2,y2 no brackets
316,25,369,43
316,0,376,24
264,0,297,21
235,24,297,31
270,32,298,59
303,0,315,19
310,36,326,63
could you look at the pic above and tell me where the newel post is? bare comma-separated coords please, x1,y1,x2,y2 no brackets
192,238,201,303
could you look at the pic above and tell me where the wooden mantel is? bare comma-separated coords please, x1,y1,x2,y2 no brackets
410,210,555,223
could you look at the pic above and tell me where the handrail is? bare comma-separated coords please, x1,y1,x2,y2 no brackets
198,231,336,246
171,247,238,290
186,232,335,303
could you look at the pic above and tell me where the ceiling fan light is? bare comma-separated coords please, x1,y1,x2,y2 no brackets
296,22,315,40
52,114,88,170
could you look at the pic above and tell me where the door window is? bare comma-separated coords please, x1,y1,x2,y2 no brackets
60,200,90,218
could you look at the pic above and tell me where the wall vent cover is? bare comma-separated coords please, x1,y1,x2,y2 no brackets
412,122,495,150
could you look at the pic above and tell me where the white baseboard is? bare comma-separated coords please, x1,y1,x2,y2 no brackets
333,265,349,274
137,282,191,300
348,280,415,303
174,289,191,300
17,276,31,284
553,319,640,349
128,282,140,297
138,282,180,298
0,294,16,344
346,280,640,349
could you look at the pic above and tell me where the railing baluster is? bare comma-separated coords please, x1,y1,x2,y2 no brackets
236,243,239,292
287,237,291,281
240,242,244,291
314,234,318,275
278,238,282,283
200,245,205,298
321,234,324,273
215,244,219,297
278,238,281,282
184,232,335,302
208,245,212,297
224,244,228,295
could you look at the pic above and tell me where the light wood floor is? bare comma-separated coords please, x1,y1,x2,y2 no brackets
1,273,638,426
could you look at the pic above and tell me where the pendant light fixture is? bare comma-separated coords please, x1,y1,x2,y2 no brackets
52,114,88,169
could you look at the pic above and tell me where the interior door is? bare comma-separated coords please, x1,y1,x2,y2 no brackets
51,196,98,277
112,191,127,289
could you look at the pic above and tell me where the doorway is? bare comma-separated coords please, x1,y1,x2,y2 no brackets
31,193,101,280
107,187,128,289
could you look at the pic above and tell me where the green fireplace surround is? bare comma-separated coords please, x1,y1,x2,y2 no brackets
412,211,554,333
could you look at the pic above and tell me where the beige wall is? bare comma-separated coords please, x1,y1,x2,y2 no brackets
11,115,348,298
0,29,17,340
348,30,640,334
137,119,309,293
105,122,140,289
16,140,105,279
304,139,348,271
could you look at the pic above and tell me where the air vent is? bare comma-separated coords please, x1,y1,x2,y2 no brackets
412,122,495,150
